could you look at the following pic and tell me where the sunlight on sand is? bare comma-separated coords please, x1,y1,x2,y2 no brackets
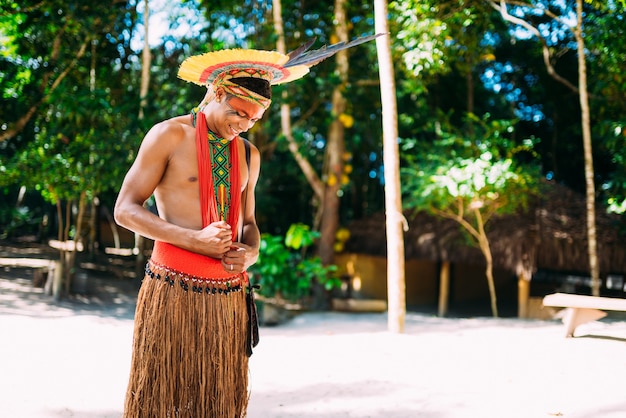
1,256,625,418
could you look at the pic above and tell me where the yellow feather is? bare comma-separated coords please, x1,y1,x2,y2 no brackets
178,49,291,85
273,65,310,85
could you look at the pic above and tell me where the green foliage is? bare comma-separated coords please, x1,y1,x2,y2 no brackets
1,0,624,245
248,223,340,303
1,83,138,204
582,4,626,209
608,197,626,214
392,0,497,79
191,0,385,232
402,114,541,221
0,204,42,239
284,222,317,249
586,0,626,10
0,2,137,188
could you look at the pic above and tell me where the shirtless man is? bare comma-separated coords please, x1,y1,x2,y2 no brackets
114,75,267,417
114,86,262,273
114,36,380,416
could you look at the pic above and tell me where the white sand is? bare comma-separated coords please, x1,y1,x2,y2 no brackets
1,274,625,418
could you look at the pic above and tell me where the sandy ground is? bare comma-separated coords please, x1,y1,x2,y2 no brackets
1,263,626,418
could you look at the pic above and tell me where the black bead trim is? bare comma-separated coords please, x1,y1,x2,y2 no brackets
144,263,242,295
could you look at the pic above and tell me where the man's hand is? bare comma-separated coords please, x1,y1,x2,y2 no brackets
193,221,232,258
221,243,257,273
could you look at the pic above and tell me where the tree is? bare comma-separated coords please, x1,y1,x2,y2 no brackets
197,0,383,248
488,0,606,296
133,0,153,276
315,0,349,269
0,1,140,298
583,4,626,214
266,0,380,307
392,0,499,120
0,1,127,143
270,0,324,234
402,115,540,317
5,103,130,298
375,0,406,332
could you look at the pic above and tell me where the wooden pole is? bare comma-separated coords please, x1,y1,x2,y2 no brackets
517,273,531,318
375,0,405,333
438,261,450,317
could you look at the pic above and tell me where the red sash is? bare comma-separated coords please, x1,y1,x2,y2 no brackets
194,111,241,240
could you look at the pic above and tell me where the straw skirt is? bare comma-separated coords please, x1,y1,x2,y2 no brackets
123,260,249,418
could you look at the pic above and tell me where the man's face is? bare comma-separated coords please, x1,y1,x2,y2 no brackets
215,95,266,140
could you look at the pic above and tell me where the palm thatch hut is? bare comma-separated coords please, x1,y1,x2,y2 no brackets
340,182,626,317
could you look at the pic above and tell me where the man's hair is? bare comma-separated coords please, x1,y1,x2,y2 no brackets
230,77,272,100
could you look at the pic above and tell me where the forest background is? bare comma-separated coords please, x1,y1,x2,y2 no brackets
1,1,625,304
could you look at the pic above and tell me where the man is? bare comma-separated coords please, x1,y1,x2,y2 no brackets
115,37,381,418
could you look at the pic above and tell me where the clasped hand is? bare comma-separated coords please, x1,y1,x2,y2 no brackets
194,221,248,273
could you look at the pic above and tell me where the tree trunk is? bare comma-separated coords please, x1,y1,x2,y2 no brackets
272,0,329,309
61,200,72,295
138,0,151,120
517,273,530,318
64,191,87,295
478,234,498,318
375,0,406,333
134,0,152,278
88,45,98,257
134,233,147,278
51,198,69,301
103,205,121,249
272,0,323,201
575,0,600,296
50,260,64,301
438,261,450,317
492,0,599,296
88,198,97,256
318,0,349,267
318,115,344,265
474,208,498,317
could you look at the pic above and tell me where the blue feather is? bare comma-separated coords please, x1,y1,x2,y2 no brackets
285,33,387,68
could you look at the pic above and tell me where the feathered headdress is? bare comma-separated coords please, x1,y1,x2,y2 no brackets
178,33,385,109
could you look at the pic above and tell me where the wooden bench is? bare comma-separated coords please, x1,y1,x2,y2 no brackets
542,292,626,337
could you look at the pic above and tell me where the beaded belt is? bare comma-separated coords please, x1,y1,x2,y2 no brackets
145,260,243,295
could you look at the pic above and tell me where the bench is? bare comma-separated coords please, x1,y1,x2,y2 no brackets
542,292,626,337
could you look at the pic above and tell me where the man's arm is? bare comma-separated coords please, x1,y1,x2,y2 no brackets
240,141,261,268
114,121,232,258
223,140,261,272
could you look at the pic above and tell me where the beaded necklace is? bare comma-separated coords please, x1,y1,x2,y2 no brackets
191,108,241,236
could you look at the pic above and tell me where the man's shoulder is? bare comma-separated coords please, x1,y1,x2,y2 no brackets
147,115,192,142
155,115,191,133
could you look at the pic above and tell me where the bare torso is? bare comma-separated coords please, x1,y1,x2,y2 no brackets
153,114,249,232
115,95,261,265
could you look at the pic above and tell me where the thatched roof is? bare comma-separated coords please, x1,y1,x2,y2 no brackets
344,182,626,277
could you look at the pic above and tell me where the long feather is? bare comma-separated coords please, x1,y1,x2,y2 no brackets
287,37,317,62
285,33,386,68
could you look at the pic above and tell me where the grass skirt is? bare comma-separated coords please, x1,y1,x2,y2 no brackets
124,246,249,418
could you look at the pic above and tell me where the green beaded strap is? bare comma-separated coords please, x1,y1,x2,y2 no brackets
191,108,232,221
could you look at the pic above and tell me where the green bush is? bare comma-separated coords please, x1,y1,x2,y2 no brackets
0,205,42,239
248,223,340,303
